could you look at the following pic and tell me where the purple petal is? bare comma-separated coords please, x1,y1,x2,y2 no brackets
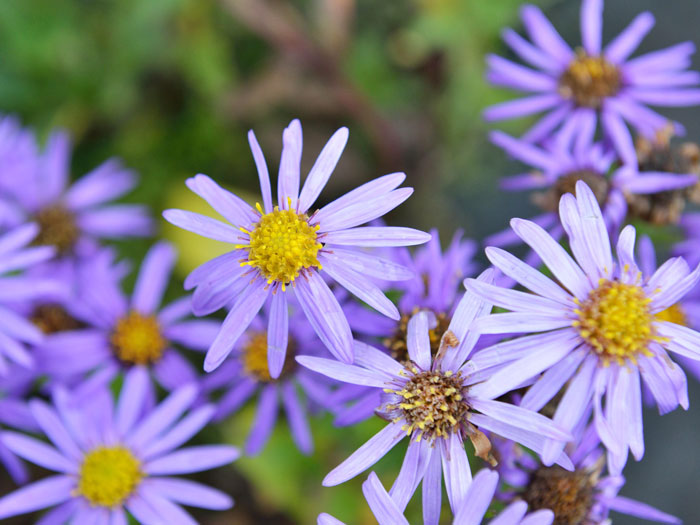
440,432,471,514
204,279,269,372
520,5,573,63
323,422,406,486
521,348,587,411
165,320,221,351
162,209,241,243
132,242,176,315
422,448,442,525
298,127,349,213
278,119,302,209
145,445,239,475
322,227,431,247
407,311,431,370
186,174,257,227
143,405,216,460
248,130,273,213
473,313,571,334
29,400,81,462
601,108,637,166
605,12,655,63
281,381,312,454
320,248,413,281
245,385,279,456
469,398,570,441
501,28,559,72
362,472,409,525
78,205,153,238
489,131,557,170
390,439,430,510
580,0,603,55
145,478,233,510
320,255,399,320
483,94,562,122
453,469,498,525
294,272,353,363
64,160,136,210
1,431,75,473
138,490,197,525
317,188,413,233
267,291,289,379
605,495,681,524
0,475,73,520
353,341,404,378
295,356,390,388
465,278,565,315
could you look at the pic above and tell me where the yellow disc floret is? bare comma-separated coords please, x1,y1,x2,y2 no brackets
385,367,468,443
77,446,142,507
240,203,322,286
243,332,272,382
573,279,659,364
559,49,621,108
656,303,687,326
111,311,166,365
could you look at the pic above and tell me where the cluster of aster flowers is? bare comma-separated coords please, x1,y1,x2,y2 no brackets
2,1,700,524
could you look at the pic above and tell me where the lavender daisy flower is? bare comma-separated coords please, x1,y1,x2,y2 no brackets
0,126,152,257
36,242,220,394
0,365,40,484
490,130,697,238
318,470,555,525
163,119,429,375
0,223,65,375
495,425,680,524
334,230,478,426
465,180,700,474
0,367,237,523
297,285,571,525
484,0,700,165
200,307,336,456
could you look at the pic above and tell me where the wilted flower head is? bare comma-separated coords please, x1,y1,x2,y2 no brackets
484,0,700,165
164,119,429,376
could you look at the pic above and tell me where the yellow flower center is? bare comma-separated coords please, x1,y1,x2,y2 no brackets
559,50,621,108
385,367,468,443
242,331,296,382
239,203,322,287
33,204,80,254
573,279,658,364
111,311,166,365
77,446,142,508
655,303,687,326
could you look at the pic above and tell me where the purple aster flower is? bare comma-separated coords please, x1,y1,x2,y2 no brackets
35,242,220,395
318,469,554,525
494,424,680,524
163,119,429,375
490,130,697,238
0,365,40,484
0,222,65,375
199,306,337,456
465,180,700,475
0,367,238,523
484,0,700,165
0,126,152,257
334,231,478,426
297,286,571,525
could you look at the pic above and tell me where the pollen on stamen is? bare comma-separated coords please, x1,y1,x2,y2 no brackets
243,205,322,284
110,311,166,365
574,279,660,364
558,49,621,108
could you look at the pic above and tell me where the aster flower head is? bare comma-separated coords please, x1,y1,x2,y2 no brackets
163,119,429,376
0,222,66,375
0,126,152,257
495,425,680,525
466,180,700,474
490,129,697,237
200,305,337,456
298,280,571,525
318,469,554,525
484,0,700,166
0,367,238,523
36,242,220,393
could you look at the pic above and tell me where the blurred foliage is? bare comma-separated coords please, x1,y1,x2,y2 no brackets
0,0,556,523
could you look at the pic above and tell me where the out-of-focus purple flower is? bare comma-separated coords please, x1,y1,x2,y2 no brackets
200,307,337,456
0,223,64,375
163,119,429,376
319,469,555,525
0,365,39,485
466,181,700,475
0,367,238,523
484,0,700,165
35,242,220,395
489,130,697,239
0,116,39,196
297,293,571,525
495,424,680,524
0,126,152,257
335,231,478,426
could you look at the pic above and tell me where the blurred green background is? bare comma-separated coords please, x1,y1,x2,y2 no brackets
2,0,700,523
